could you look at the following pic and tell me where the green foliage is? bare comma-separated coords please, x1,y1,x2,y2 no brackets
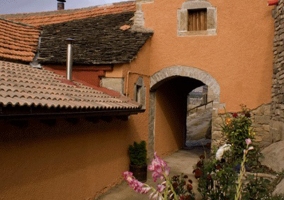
221,104,254,162
170,174,195,200
242,175,272,199
128,140,147,166
197,152,238,199
195,105,284,200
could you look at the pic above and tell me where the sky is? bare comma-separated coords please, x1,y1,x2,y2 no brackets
0,0,129,14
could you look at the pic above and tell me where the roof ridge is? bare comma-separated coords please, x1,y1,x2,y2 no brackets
0,1,135,17
0,1,136,27
0,17,38,29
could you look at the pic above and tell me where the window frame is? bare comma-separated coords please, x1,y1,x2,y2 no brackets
177,0,217,36
134,77,146,109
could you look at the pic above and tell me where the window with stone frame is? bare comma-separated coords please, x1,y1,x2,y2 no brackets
178,0,216,36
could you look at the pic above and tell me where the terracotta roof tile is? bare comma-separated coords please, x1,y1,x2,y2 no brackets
0,18,40,63
0,60,141,112
0,1,136,27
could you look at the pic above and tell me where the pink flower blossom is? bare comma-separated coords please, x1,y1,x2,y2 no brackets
148,152,170,182
157,183,166,193
149,191,163,200
123,171,151,194
245,138,252,145
123,171,133,182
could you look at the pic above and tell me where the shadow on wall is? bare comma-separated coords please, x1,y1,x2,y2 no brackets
0,118,131,199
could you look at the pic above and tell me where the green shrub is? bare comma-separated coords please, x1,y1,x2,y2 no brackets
195,105,284,200
128,140,147,166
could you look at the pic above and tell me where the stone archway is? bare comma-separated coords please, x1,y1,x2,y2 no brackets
148,66,220,157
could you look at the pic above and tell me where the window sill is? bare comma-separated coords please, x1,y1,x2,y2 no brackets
178,29,216,37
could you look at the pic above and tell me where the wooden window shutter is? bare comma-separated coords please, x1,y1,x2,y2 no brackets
188,9,207,31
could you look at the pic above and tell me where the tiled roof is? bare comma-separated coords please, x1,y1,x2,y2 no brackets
0,18,40,63
39,12,153,65
0,1,136,27
0,1,153,65
0,61,142,115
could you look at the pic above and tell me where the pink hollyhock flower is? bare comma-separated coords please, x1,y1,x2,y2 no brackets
123,171,133,182
149,191,163,200
123,171,151,194
148,152,170,182
245,138,252,145
157,183,166,193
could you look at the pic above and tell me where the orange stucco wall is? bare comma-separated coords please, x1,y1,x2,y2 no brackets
0,118,139,200
142,0,274,111
127,0,275,156
44,65,112,87
109,39,153,144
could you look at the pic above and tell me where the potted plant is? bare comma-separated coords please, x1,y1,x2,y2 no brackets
128,140,147,182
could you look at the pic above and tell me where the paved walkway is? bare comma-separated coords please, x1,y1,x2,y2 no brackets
96,148,208,200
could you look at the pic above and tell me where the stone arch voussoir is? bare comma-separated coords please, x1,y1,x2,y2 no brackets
150,66,220,101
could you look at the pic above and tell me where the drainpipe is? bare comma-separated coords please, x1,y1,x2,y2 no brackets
125,71,150,96
268,0,278,6
66,38,74,81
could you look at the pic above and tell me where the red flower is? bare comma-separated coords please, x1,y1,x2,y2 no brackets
196,160,203,168
187,184,193,191
215,164,222,170
193,168,202,179
245,112,251,118
232,113,238,118
207,174,212,180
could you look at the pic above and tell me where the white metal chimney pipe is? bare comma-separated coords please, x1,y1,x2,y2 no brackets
66,38,74,81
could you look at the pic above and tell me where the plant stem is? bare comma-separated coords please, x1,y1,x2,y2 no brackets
162,174,178,200
235,150,247,200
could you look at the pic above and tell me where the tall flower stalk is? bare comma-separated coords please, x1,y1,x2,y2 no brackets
234,138,254,200
124,152,194,200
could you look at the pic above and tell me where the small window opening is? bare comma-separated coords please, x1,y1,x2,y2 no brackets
136,85,142,102
134,77,146,109
188,8,207,31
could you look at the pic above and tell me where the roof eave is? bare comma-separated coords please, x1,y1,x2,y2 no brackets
0,108,145,121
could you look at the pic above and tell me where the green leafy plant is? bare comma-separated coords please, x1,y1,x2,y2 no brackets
221,104,254,162
170,174,195,200
128,140,147,166
196,151,238,199
195,105,284,200
242,174,272,199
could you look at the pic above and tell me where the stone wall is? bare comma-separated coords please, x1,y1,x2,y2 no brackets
211,104,272,149
251,104,272,147
271,0,284,142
